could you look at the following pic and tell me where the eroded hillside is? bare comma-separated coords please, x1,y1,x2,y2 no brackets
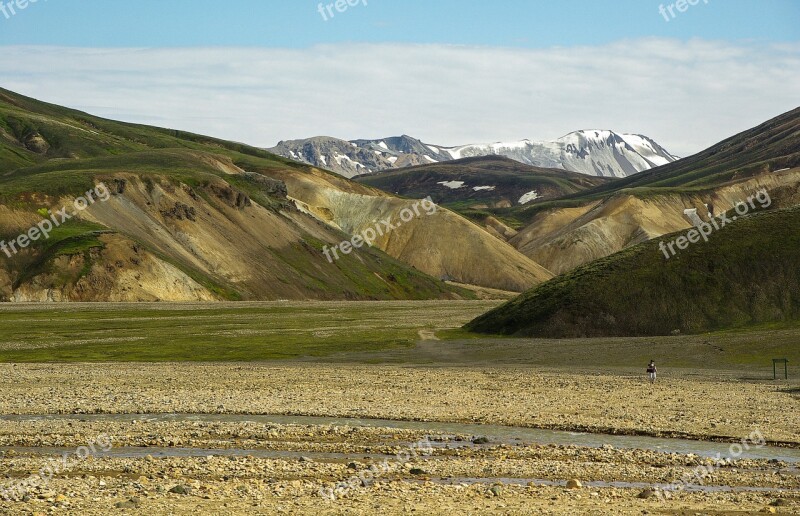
0,88,554,301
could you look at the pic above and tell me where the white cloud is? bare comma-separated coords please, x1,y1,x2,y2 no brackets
0,40,798,157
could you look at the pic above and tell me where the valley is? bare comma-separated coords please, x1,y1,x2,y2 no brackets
3,2,799,514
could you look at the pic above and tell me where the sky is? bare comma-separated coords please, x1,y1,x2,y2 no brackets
1,0,799,156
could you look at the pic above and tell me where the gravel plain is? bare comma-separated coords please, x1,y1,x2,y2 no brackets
0,363,797,514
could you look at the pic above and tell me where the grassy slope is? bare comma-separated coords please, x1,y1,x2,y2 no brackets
465,206,800,338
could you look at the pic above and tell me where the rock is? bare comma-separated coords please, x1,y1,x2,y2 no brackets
299,456,314,463
243,173,288,199
115,500,138,509
472,437,490,445
566,479,582,489
169,485,192,495
54,494,68,503
23,132,49,154
489,485,502,497
161,202,197,222
637,488,656,499
207,184,251,209
111,179,127,195
761,508,777,514
409,468,426,475
347,462,359,470
770,499,789,507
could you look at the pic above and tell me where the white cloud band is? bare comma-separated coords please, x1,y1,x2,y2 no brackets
1,39,798,156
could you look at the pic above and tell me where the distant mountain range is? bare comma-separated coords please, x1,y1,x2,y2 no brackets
268,131,679,179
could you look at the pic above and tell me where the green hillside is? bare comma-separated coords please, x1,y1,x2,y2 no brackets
466,206,800,337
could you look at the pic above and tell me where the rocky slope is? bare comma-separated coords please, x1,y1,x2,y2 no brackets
512,168,800,274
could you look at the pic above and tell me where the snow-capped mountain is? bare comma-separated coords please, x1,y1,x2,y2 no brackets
269,131,678,179
447,131,678,178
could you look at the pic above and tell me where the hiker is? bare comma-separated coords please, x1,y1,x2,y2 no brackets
647,360,657,383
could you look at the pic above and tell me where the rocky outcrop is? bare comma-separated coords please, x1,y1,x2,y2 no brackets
243,172,288,199
161,202,197,221
23,132,49,154
207,184,251,209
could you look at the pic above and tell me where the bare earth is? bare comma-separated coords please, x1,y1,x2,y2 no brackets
0,363,797,514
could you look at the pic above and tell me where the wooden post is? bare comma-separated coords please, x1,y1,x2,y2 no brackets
773,358,788,380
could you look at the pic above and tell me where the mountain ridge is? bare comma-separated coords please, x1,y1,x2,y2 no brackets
269,130,678,179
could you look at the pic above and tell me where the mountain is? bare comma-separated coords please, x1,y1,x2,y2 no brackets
465,205,800,338
0,87,554,301
268,131,678,179
465,106,800,337
353,156,612,236
470,107,800,275
444,131,678,178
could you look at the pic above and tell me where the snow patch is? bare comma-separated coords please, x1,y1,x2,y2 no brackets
437,181,466,189
333,153,365,168
683,208,704,226
518,190,540,205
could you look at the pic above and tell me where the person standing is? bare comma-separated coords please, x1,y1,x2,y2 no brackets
647,360,657,383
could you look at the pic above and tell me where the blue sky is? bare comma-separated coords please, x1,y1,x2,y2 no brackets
2,0,798,48
0,1,799,156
